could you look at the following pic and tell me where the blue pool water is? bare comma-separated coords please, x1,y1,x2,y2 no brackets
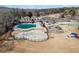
17,23,36,29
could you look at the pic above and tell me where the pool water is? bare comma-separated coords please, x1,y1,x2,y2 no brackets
17,23,36,29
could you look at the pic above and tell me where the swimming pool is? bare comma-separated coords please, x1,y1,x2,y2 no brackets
17,23,36,29
13,23,41,31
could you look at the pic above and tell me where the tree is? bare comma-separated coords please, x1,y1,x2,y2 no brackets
21,9,26,17
36,12,40,17
69,9,76,16
61,13,65,18
27,12,33,18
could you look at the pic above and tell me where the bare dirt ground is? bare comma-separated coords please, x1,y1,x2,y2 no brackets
1,25,78,53
40,13,61,18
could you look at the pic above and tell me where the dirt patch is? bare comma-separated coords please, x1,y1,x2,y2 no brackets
0,24,79,53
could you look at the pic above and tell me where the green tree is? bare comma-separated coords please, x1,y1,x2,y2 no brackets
61,13,65,18
21,9,26,17
69,9,76,16
36,12,40,17
27,12,33,18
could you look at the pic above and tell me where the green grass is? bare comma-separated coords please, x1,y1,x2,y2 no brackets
68,22,79,29
55,25,62,30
